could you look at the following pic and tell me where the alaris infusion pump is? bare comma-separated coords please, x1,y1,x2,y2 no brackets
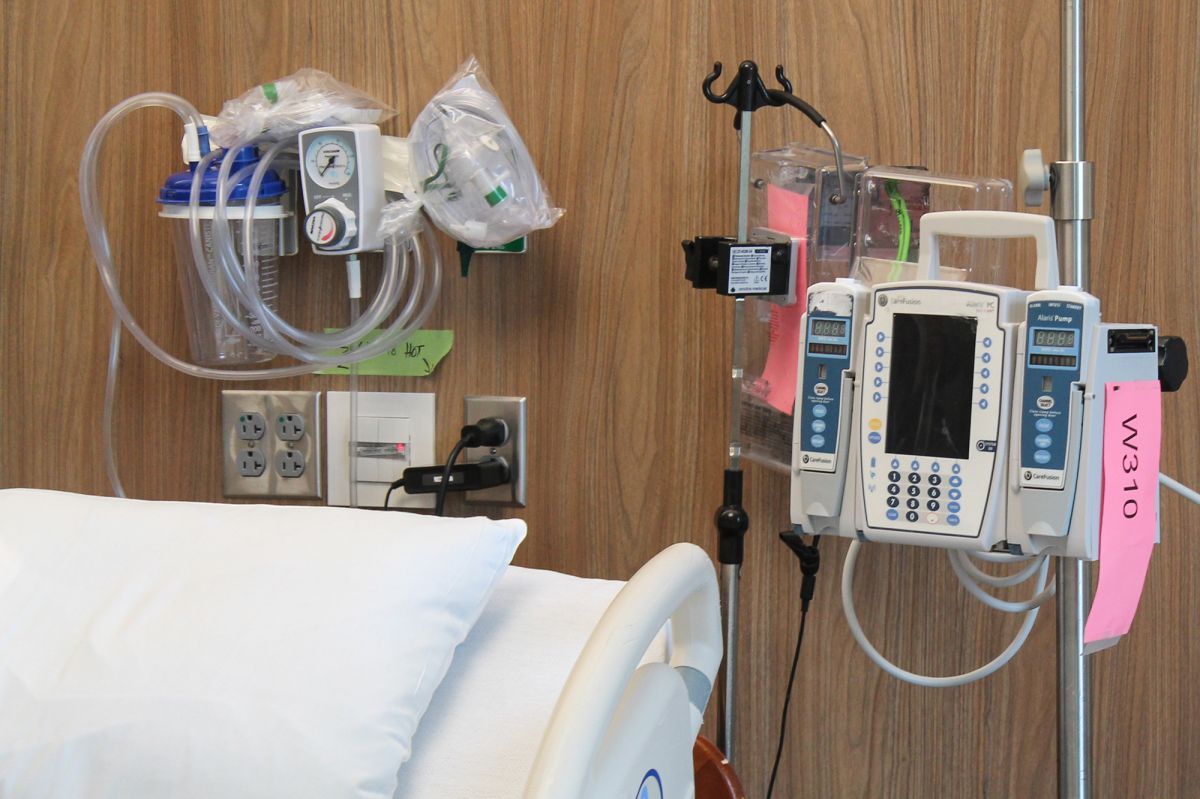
790,210,1160,560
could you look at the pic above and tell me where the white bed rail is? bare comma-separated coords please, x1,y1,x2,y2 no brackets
524,543,722,799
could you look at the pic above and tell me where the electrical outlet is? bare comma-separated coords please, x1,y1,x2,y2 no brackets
463,396,526,506
237,412,267,440
276,412,306,441
222,391,321,499
275,449,307,478
238,448,267,477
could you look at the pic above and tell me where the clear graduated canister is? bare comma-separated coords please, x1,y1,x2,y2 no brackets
158,147,289,366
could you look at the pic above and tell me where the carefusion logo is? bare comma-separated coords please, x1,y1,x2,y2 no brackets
636,769,664,799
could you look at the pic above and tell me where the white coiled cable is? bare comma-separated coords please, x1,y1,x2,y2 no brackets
841,541,1053,687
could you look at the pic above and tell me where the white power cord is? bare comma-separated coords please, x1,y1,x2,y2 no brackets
841,540,1050,687
948,550,1057,612
1161,472,1200,506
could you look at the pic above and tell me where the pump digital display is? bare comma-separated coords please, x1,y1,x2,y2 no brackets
1033,328,1076,348
885,314,978,459
811,319,847,338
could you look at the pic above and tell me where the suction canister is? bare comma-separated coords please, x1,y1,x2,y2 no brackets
158,147,288,366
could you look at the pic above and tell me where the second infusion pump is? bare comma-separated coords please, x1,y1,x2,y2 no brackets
791,211,1160,559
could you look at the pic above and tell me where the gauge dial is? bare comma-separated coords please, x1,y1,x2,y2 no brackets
305,135,356,189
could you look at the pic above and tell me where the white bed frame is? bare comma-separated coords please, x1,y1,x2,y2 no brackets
524,543,723,799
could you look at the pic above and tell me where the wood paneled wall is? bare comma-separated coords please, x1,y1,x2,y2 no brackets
3,1,1197,796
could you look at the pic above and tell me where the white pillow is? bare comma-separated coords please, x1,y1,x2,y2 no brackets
0,489,525,799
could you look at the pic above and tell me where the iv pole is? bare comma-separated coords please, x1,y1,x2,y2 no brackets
1022,2,1093,793
1023,0,1094,794
1054,0,1093,796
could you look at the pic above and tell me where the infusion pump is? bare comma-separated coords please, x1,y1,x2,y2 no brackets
791,211,1159,559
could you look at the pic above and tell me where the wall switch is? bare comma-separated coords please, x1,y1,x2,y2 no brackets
463,396,526,506
222,391,321,499
326,392,436,509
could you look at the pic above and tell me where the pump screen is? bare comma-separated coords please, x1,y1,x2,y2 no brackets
811,319,847,338
1034,328,1076,348
885,313,978,459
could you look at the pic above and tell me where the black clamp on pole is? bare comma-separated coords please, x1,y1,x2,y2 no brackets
716,469,750,567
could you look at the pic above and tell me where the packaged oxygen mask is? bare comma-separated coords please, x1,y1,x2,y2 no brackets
406,57,563,248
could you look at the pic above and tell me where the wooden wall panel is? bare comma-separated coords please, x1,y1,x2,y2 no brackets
2,1,1196,796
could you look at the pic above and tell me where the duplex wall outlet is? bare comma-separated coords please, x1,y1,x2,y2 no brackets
222,390,322,499
326,391,436,509
464,396,526,506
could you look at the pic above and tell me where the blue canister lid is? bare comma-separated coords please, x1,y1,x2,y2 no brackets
158,146,287,206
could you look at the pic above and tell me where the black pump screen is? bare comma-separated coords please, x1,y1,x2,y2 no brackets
885,313,977,459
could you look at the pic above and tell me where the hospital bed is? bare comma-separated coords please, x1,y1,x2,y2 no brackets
0,490,731,799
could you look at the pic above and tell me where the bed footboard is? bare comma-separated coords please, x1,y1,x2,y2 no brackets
523,543,722,799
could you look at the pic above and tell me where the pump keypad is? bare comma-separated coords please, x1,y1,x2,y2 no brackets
884,461,962,528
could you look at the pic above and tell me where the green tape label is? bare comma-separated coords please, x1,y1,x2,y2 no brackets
262,82,279,103
317,329,453,376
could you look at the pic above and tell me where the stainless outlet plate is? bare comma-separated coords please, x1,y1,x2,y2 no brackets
222,390,322,499
464,396,526,506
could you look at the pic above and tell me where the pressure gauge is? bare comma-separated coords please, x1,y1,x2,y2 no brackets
298,124,383,254
304,134,356,189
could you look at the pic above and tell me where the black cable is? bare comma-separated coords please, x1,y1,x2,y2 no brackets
434,438,469,517
766,609,809,799
383,483,399,510
767,532,821,799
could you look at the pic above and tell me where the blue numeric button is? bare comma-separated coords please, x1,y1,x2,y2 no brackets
947,514,961,526
1034,449,1051,464
1035,418,1053,433
1034,433,1052,449
812,404,827,418
812,419,827,433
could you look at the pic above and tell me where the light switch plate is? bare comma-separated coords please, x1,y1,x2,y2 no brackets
222,390,321,498
326,391,436,509
464,395,526,506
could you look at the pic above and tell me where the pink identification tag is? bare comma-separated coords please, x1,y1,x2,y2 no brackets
1082,380,1162,653
759,185,808,414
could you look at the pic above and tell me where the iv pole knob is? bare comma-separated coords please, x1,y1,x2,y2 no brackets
1019,148,1050,207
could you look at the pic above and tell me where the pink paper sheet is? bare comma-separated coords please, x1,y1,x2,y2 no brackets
1083,380,1162,652
759,185,809,413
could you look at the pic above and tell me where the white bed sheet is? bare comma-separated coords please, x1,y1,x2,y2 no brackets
393,565,669,798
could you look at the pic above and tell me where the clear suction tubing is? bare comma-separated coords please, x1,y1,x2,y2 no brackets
80,93,442,382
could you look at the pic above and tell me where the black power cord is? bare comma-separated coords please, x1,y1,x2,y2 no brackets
766,531,821,799
433,418,509,516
